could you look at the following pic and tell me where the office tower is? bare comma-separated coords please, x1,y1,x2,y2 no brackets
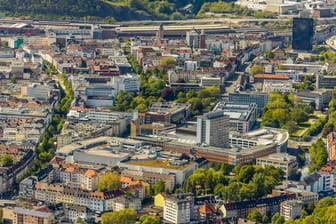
196,111,229,148
292,18,314,51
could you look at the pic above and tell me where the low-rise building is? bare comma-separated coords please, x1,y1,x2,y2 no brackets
113,195,142,211
280,200,302,221
263,80,296,94
228,92,270,115
220,193,296,220
296,89,331,110
256,153,298,180
13,207,55,224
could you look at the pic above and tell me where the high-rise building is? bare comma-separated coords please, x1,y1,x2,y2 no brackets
196,111,229,148
163,193,194,224
186,29,200,48
156,23,164,40
292,18,314,51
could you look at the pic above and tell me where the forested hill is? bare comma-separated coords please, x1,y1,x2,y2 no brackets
0,0,152,21
0,0,219,21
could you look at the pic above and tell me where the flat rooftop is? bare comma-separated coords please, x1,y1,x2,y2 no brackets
127,159,194,170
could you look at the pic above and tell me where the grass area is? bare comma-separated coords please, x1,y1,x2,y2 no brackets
101,0,128,6
128,159,193,170
291,127,305,138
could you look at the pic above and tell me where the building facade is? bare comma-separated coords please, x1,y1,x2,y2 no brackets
196,111,230,148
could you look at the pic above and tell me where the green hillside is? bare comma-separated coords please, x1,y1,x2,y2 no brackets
0,0,223,21
0,0,150,21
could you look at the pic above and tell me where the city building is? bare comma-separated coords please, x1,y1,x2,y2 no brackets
292,18,314,51
13,207,55,224
196,111,230,148
327,132,336,161
256,153,298,180
213,102,257,133
140,102,191,124
220,193,296,220
164,193,194,224
316,74,336,90
186,29,201,48
280,200,302,221
263,80,296,94
228,92,270,115
296,89,331,110
298,171,333,194
112,74,140,93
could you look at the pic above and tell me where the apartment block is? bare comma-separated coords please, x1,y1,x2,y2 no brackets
13,207,55,224
280,200,302,221
164,193,194,224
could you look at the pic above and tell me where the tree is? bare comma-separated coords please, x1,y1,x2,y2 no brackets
102,209,137,224
10,76,17,84
262,214,269,223
98,172,121,192
249,64,264,75
76,217,88,224
152,180,165,195
160,57,176,67
272,212,285,224
248,209,261,222
139,215,160,224
1,153,13,167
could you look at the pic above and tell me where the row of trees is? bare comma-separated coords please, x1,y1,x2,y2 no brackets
261,93,314,134
102,208,160,224
309,138,328,173
183,163,284,202
17,74,73,184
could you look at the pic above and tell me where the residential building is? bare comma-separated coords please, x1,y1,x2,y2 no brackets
154,192,167,208
327,132,336,161
13,207,55,224
280,200,302,221
220,193,296,220
122,169,175,192
164,193,194,224
199,203,217,224
19,176,37,199
64,204,89,223
213,102,257,133
113,195,142,211
196,111,230,148
298,171,333,194
256,153,298,180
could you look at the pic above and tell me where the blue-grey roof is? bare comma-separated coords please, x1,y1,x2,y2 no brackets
14,207,52,218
